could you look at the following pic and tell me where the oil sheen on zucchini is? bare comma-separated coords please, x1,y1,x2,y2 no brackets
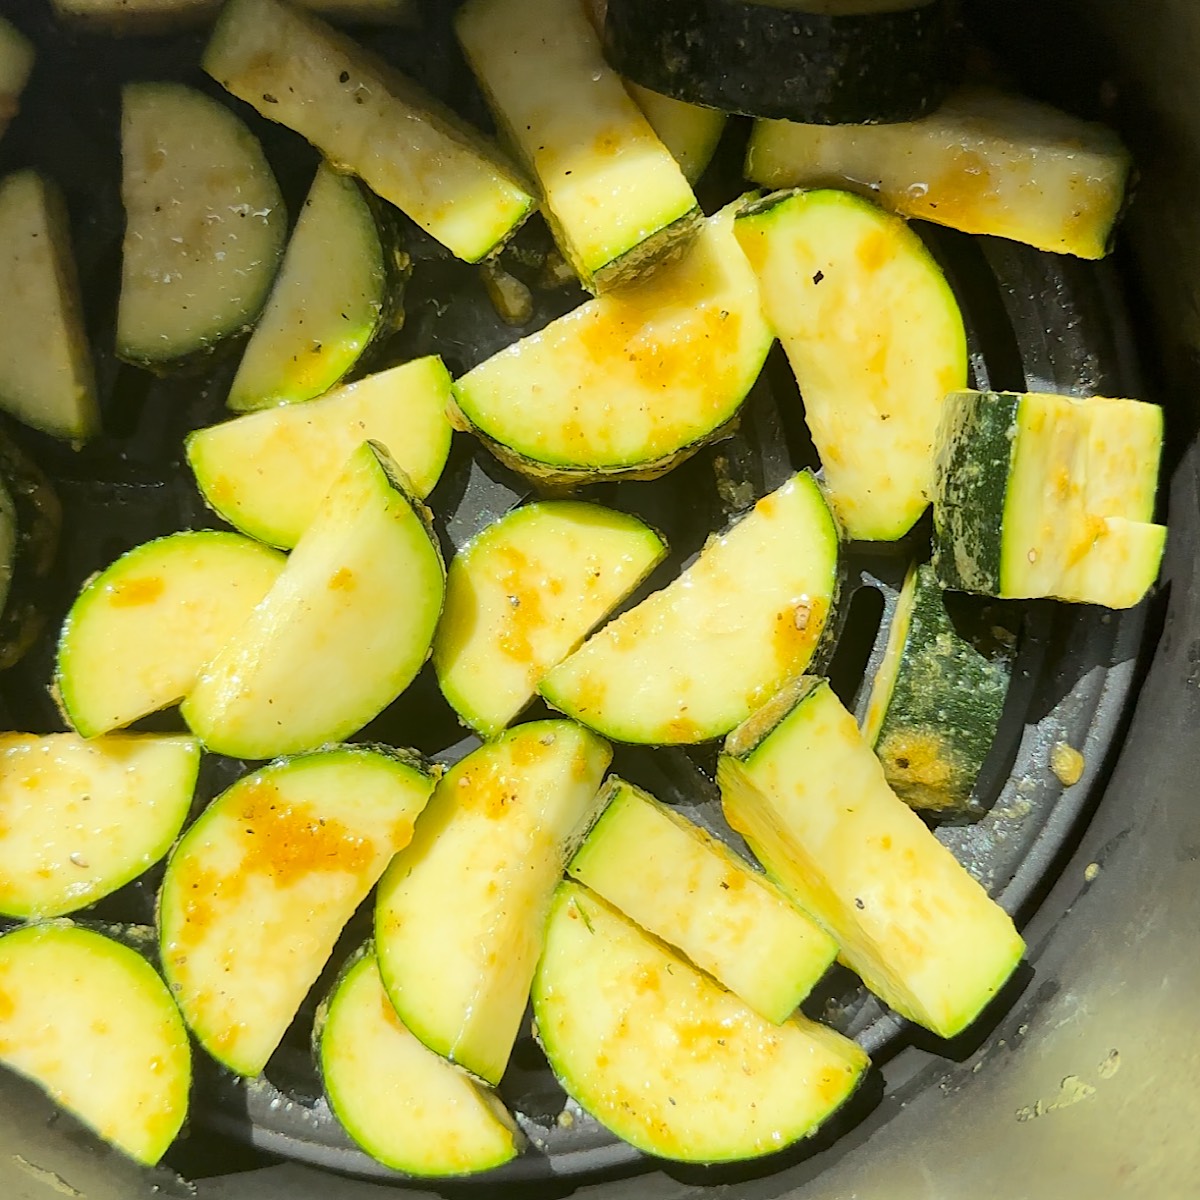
718,677,1025,1039
626,84,727,186
734,188,967,541
540,471,838,745
0,18,33,141
533,881,868,1163
159,745,436,1077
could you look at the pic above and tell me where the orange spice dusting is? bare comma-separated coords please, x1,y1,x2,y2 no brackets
108,575,165,608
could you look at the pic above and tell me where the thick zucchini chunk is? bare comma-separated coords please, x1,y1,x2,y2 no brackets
451,203,773,485
0,171,98,440
51,0,414,35
182,442,445,759
863,564,1012,812
0,922,190,1165
567,777,836,1023
317,946,522,1175
433,501,667,739
540,471,838,745
375,721,611,1085
188,356,452,549
746,87,1133,259
626,84,727,186
0,18,33,141
204,0,535,264
602,0,954,124
734,188,967,542
932,390,1165,607
717,678,1025,1039
0,733,199,919
159,745,435,1077
533,882,868,1163
56,531,286,738
457,0,700,294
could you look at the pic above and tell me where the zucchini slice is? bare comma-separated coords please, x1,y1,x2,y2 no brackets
159,745,436,1077
456,0,700,293
56,531,287,739
51,0,414,35
734,188,967,542
375,721,611,1085
0,18,32,141
117,82,286,368
0,171,99,440
433,501,668,739
746,87,1133,260
567,777,837,1023
539,471,838,745
188,356,453,549
932,389,1166,607
0,922,190,1165
717,678,1025,1039
203,0,536,265
602,0,954,124
316,945,522,1175
451,203,773,485
0,733,199,920
862,563,1012,812
533,882,868,1164
182,441,445,760
626,84,727,186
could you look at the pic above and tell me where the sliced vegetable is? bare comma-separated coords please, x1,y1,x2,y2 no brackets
745,87,1132,259
717,677,1025,1039
51,0,415,35
159,745,435,1077
375,721,611,1085
932,389,1165,607
734,188,967,541
0,18,33,141
433,501,668,739
540,471,838,745
567,777,836,1023
533,881,868,1163
626,84,727,186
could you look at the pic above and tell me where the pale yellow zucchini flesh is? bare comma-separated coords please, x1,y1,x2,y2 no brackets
51,0,415,35
0,19,33,141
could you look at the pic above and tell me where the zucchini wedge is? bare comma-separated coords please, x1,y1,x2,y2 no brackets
540,471,838,745
0,733,199,920
746,87,1133,259
56,531,287,738
182,442,445,759
932,389,1166,607
451,203,773,485
533,882,868,1164
188,356,453,549
117,82,286,369
375,721,611,1085
717,677,1025,1040
567,777,837,1023
51,0,415,35
159,745,436,1077
0,923,190,1165
734,188,967,542
626,84,727,186
433,501,668,739
316,945,522,1176
456,0,700,293
203,0,535,265
0,171,99,440
0,18,32,141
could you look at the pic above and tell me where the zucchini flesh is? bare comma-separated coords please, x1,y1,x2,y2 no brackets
533,882,868,1163
626,84,727,186
746,87,1133,259
0,733,199,920
317,946,522,1175
51,0,415,35
433,501,668,739
188,356,453,549
0,18,32,140
55,530,287,738
540,471,838,745
158,746,436,1077
0,923,190,1165
456,0,700,293
717,678,1025,1039
182,442,445,759
375,721,611,1085
117,82,286,367
734,188,967,541
567,777,837,1023
451,203,773,485
203,0,535,264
